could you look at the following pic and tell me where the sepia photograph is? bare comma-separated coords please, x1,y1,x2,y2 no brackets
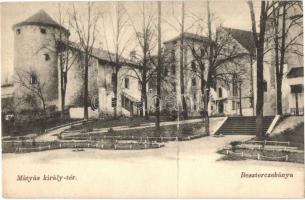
1,0,304,198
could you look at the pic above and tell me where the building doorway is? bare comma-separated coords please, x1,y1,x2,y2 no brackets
218,101,224,114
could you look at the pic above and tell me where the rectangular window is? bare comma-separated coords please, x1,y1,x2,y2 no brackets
44,53,50,61
30,74,37,85
164,68,168,76
192,78,196,86
263,80,267,92
193,104,197,111
171,65,176,75
172,82,176,92
171,49,176,61
232,101,235,110
111,73,116,85
219,88,222,98
191,60,196,72
138,80,142,91
124,78,129,89
232,82,238,96
200,48,205,57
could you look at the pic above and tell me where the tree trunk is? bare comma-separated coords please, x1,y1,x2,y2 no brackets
256,50,264,139
60,52,66,119
156,1,162,129
84,53,89,120
204,0,213,136
278,2,287,115
203,86,210,136
114,63,119,119
248,1,268,139
276,77,283,115
180,1,187,119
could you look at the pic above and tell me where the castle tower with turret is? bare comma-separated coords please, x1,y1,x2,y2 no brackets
12,10,70,111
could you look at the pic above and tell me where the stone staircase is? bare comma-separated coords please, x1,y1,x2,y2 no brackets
216,116,274,135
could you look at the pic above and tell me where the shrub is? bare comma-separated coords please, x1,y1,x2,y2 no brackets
180,126,193,135
230,141,242,152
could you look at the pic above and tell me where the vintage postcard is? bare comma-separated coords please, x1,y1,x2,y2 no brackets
1,0,304,198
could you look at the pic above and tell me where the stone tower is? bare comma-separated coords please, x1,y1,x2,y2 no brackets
12,10,69,111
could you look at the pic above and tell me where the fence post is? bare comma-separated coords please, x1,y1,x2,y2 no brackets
288,141,290,146
241,152,244,157
49,145,51,150
264,140,266,145
286,155,289,161
257,153,260,160
226,150,229,155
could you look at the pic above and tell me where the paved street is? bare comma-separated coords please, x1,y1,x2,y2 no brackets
3,135,304,198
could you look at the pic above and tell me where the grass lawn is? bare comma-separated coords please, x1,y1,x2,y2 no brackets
270,123,304,150
62,121,206,141
68,115,202,131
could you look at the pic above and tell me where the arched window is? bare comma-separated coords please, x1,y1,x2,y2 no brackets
16,29,21,35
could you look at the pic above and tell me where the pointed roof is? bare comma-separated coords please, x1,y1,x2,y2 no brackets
13,9,69,35
222,27,255,55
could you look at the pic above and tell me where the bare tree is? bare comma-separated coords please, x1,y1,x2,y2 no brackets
248,1,273,139
127,2,157,119
55,4,80,119
15,69,48,131
156,1,162,128
269,1,303,115
69,2,100,120
183,1,248,135
179,1,188,119
101,2,131,118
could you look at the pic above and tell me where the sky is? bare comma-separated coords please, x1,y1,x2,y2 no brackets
1,1,261,83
